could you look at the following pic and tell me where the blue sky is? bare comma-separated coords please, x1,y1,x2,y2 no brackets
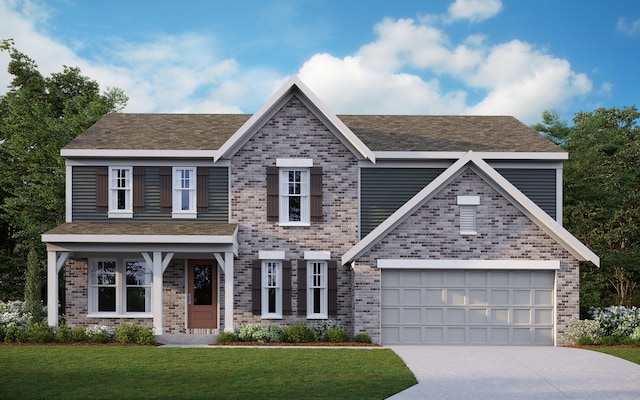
1,0,639,124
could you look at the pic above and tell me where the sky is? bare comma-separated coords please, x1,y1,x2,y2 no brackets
1,0,639,125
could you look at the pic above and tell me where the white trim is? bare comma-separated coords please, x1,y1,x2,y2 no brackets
108,212,133,219
306,260,328,319
41,234,236,244
171,212,197,219
66,164,72,222
304,251,331,260
377,259,561,270
61,149,218,158
259,250,286,260
276,158,313,167
457,196,480,205
556,167,563,223
374,151,568,161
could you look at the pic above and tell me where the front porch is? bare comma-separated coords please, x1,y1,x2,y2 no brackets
41,222,238,335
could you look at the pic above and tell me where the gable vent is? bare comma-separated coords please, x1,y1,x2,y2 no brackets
457,196,480,235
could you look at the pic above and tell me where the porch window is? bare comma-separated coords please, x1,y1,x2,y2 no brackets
88,259,152,317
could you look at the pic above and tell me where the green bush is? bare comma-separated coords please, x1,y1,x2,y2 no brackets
216,332,239,343
116,323,156,345
5,326,27,343
281,324,316,343
324,327,349,343
563,319,601,345
55,324,72,342
576,336,596,346
311,320,343,342
599,336,619,346
354,332,372,344
0,326,5,342
26,321,55,343
69,327,88,342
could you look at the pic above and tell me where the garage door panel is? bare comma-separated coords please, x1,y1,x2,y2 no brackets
381,269,555,345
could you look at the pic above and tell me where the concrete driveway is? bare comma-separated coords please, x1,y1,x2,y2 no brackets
388,346,640,399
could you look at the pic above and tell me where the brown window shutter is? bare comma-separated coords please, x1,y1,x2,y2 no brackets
160,167,172,213
282,260,292,315
95,167,108,212
328,260,338,318
252,260,262,315
266,166,279,222
133,167,145,212
310,167,323,222
297,260,307,316
197,167,209,212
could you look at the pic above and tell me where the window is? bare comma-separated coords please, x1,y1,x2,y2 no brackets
108,167,132,217
307,261,328,319
457,196,480,235
173,167,196,217
280,169,309,224
89,259,152,316
262,261,282,318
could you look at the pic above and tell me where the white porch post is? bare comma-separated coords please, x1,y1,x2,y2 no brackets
47,250,58,327
224,252,234,332
151,252,163,335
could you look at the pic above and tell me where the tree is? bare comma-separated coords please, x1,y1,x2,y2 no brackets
533,106,640,315
0,39,128,304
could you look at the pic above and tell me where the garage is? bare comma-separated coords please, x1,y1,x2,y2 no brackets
381,267,555,345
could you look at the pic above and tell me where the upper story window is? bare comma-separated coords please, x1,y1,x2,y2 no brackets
267,159,322,226
172,167,197,218
108,167,132,217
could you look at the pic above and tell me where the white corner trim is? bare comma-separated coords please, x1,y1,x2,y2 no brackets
304,251,331,260
276,158,313,167
457,196,480,205
377,259,561,270
259,250,286,260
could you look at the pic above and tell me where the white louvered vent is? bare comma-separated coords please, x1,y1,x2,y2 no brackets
457,196,480,235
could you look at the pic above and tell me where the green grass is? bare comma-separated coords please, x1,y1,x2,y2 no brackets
0,346,416,399
590,347,640,365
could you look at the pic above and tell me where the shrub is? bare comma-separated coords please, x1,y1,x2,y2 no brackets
590,306,640,338
116,323,156,345
26,321,55,343
563,319,601,345
281,324,316,343
576,336,596,346
324,327,349,343
354,332,372,344
311,320,343,342
5,326,27,343
87,325,115,343
599,336,619,346
69,327,88,342
237,324,267,342
264,324,283,343
55,324,72,343
216,332,239,343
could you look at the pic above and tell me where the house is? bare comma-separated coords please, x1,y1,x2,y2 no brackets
42,76,599,345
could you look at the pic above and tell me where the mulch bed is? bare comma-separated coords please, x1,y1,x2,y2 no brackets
210,341,380,347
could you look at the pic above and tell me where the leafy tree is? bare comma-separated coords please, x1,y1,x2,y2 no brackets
533,106,640,315
0,39,127,303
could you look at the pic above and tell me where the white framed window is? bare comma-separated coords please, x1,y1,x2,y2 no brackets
279,169,309,225
262,261,282,318
108,166,132,217
173,167,196,217
307,261,328,319
457,196,480,235
88,259,152,317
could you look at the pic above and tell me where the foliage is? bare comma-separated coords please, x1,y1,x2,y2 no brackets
563,319,602,345
236,323,283,343
533,106,640,312
0,300,32,328
216,331,239,343
26,321,55,343
0,347,417,399
354,332,373,344
24,247,43,322
86,325,115,343
115,322,156,345
630,326,640,342
590,306,640,337
311,319,343,342
324,327,349,343
0,39,127,301
281,324,316,343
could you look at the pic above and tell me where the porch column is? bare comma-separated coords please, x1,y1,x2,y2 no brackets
223,252,234,332
143,251,175,335
47,250,68,327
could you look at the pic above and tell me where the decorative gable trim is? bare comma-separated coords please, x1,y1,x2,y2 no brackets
342,151,600,267
214,76,375,163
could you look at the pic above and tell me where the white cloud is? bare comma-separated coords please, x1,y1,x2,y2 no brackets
617,17,640,36
448,0,503,23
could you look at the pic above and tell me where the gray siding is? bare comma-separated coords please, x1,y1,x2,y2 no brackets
360,168,445,237
71,166,228,222
495,168,556,220
360,167,557,238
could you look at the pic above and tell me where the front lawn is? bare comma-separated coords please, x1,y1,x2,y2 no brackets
0,346,416,399
590,347,640,365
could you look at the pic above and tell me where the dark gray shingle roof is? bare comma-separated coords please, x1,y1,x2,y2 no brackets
63,113,562,153
44,222,237,236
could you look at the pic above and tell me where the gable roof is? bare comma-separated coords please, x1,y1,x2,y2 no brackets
341,151,599,267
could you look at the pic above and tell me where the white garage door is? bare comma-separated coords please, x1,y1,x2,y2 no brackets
381,269,555,345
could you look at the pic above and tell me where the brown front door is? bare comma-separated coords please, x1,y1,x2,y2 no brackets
187,260,217,329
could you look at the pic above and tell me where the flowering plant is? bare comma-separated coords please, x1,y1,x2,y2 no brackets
590,306,640,338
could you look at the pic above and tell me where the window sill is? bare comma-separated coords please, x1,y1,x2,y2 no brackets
88,313,152,319
278,222,311,227
460,231,478,236
261,314,282,320
108,212,133,218
172,212,197,219
306,315,328,320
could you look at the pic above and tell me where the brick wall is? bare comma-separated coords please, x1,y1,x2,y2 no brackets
228,95,359,334
352,168,580,345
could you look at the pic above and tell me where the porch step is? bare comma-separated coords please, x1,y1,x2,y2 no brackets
156,334,217,345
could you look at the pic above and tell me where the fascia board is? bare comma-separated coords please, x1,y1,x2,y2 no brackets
378,259,561,270
469,157,600,266
341,151,476,265
375,151,568,161
61,149,218,158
